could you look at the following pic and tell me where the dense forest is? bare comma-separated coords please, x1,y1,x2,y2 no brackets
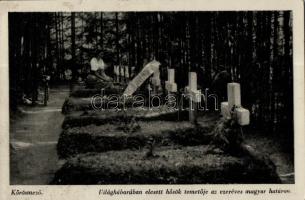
9,12,293,142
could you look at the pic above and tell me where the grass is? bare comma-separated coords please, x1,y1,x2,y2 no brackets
52,145,281,184
57,121,213,158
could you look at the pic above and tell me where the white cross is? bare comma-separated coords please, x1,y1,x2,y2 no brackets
185,72,201,103
220,82,250,126
123,60,160,96
165,68,177,93
185,72,201,123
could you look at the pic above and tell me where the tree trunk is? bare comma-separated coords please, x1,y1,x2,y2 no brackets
100,13,103,51
71,12,76,80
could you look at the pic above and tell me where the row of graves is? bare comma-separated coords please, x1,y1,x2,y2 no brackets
52,60,281,184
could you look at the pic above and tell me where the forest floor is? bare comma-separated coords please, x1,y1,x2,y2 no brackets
9,86,294,184
244,131,294,183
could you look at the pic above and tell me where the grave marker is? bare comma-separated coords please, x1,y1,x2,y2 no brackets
227,83,241,110
220,82,250,126
165,68,177,93
235,107,250,126
221,102,230,119
123,60,160,96
185,72,201,123
151,69,161,94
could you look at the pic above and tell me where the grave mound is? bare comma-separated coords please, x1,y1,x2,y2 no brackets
61,94,159,114
70,85,125,98
52,145,281,184
62,107,193,129
57,121,213,158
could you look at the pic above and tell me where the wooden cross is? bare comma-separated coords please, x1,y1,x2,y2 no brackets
220,83,250,126
185,72,201,123
123,60,160,96
165,68,177,93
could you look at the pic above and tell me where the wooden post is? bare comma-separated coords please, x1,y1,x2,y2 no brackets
168,68,175,83
227,83,241,111
165,68,177,93
151,69,161,95
189,72,196,123
220,82,250,126
165,68,177,111
186,72,201,123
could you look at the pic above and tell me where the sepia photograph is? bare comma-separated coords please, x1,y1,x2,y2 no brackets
8,11,296,185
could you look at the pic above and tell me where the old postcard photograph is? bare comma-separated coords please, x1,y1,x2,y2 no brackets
0,0,304,199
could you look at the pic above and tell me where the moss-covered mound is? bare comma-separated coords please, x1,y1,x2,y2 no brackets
57,121,213,158
70,86,125,98
52,145,281,184
61,96,151,114
62,107,191,129
62,97,91,114
70,83,85,93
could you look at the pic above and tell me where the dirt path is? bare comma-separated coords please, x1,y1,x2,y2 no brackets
10,86,69,185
